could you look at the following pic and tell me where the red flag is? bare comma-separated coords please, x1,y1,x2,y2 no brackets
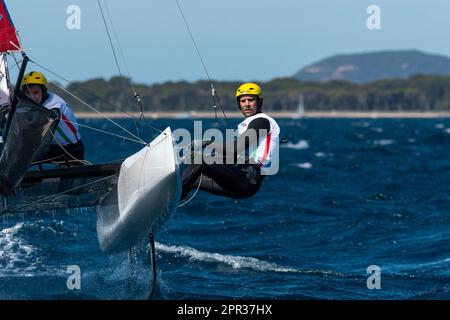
0,0,21,52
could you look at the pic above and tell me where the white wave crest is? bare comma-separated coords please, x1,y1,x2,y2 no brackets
296,162,313,169
282,140,309,150
0,223,37,275
314,152,333,158
155,242,342,277
155,242,298,273
373,139,394,146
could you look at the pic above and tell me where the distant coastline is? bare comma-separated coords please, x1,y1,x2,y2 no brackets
53,75,450,116
75,111,450,119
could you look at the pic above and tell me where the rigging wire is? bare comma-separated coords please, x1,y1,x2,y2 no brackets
97,0,122,76
178,174,203,208
102,1,144,114
44,127,93,165
98,0,135,128
211,85,217,123
174,0,229,125
51,117,147,146
175,0,211,81
47,129,93,165
99,0,146,137
48,80,147,144
8,53,21,71
9,174,117,213
29,60,164,136
75,122,147,145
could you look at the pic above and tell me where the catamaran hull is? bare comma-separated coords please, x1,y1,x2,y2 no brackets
96,127,181,254
0,164,120,214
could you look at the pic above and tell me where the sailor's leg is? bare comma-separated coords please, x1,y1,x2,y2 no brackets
199,164,262,199
181,163,203,200
195,175,242,198
33,140,85,163
182,163,263,200
67,140,85,160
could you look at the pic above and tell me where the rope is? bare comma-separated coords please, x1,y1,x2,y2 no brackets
9,53,22,71
211,85,217,123
124,110,163,135
97,0,122,76
10,174,117,213
45,129,92,164
31,156,91,166
214,90,229,124
178,173,203,207
102,1,140,101
100,0,146,136
175,0,211,81
75,121,147,145
29,60,128,114
102,0,143,112
29,60,162,136
174,0,229,125
49,81,147,144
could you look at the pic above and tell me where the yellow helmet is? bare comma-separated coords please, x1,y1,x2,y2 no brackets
22,71,48,88
235,82,262,99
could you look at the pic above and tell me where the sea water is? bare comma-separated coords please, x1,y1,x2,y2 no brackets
0,118,449,299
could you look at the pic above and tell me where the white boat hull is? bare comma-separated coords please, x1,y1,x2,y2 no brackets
96,127,181,253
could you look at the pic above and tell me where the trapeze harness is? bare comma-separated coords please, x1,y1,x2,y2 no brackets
181,112,280,200
34,92,84,162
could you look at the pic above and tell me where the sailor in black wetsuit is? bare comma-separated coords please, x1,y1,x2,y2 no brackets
181,82,280,200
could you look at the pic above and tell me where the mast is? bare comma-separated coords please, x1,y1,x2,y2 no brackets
0,0,26,140
3,53,28,138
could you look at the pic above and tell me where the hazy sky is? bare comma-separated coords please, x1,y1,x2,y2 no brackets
6,0,450,84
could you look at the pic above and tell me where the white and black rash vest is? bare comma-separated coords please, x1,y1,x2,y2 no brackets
236,113,280,175
42,92,82,146
182,113,280,199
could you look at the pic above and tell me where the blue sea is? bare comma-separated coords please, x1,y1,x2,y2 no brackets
1,118,450,300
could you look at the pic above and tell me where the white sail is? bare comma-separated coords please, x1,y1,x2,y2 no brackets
0,54,11,108
294,93,304,119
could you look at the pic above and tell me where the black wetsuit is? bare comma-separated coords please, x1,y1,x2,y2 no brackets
35,140,85,163
181,114,271,200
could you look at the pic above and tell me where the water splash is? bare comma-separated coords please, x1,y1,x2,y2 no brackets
0,223,38,276
156,242,340,276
